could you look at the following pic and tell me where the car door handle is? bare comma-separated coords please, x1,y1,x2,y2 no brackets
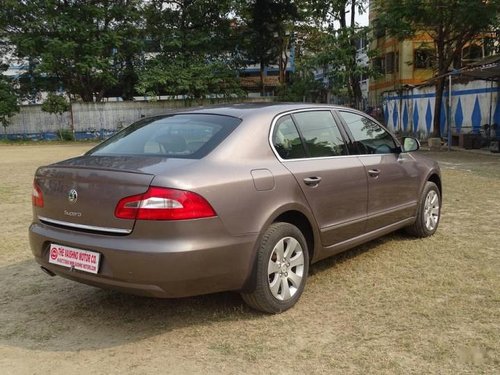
303,176,322,186
368,169,380,178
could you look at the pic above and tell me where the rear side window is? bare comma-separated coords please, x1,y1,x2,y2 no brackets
273,115,307,159
338,111,397,155
293,111,348,157
88,114,241,159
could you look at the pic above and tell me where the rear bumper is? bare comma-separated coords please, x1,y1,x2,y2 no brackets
29,219,258,298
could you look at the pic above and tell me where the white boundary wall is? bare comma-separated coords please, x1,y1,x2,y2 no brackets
382,80,500,138
5,98,271,136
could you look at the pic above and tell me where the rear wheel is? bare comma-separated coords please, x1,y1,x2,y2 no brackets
241,222,309,313
406,181,441,237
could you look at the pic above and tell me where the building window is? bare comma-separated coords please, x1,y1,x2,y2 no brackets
372,56,386,75
355,37,367,51
483,37,498,57
372,20,386,39
414,49,433,69
462,44,483,62
385,52,395,74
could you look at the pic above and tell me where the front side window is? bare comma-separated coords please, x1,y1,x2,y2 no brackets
87,114,240,159
338,111,397,155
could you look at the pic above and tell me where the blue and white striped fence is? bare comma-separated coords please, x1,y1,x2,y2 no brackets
382,80,500,139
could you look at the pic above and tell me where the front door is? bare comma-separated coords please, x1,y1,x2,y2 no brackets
336,110,420,232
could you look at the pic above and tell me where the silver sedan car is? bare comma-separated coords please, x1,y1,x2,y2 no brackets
30,103,441,313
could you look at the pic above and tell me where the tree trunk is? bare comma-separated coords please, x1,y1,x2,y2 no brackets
433,22,446,139
122,58,137,100
350,73,362,109
349,0,362,109
279,34,289,86
278,35,284,85
68,95,74,133
433,76,445,138
260,60,265,96
80,89,94,103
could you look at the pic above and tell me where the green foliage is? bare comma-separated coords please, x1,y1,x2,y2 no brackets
276,47,326,102
41,93,69,115
143,0,236,58
0,69,19,135
307,26,372,103
0,0,377,106
137,0,243,100
276,72,325,102
239,0,299,92
376,0,499,46
3,0,144,102
41,93,71,140
137,58,244,100
56,128,75,141
294,1,371,107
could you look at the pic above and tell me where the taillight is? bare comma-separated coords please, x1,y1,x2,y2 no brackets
115,187,216,220
32,181,44,207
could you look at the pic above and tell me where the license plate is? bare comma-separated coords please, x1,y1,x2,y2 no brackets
49,244,101,274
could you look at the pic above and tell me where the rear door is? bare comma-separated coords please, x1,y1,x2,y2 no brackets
272,110,368,246
336,110,420,232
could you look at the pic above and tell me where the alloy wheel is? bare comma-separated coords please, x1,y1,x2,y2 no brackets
423,190,440,231
267,237,305,301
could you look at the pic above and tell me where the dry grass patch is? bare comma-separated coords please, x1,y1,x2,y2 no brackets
0,145,498,374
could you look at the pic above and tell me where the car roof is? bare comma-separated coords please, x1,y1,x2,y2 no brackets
173,102,348,119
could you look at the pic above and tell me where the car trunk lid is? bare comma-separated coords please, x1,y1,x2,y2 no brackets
34,156,161,234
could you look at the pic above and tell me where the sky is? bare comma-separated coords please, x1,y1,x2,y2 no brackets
358,8,369,27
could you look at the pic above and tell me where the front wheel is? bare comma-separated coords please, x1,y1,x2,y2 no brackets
406,181,441,237
241,222,309,314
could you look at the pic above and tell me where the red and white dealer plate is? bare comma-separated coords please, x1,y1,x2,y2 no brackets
49,244,101,274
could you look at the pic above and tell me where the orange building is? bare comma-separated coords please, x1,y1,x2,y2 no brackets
368,2,435,106
368,2,499,107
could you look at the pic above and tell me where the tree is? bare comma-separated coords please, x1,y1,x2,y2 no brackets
137,0,242,99
41,93,70,117
376,0,500,138
0,66,19,138
41,93,70,140
1,0,144,102
303,0,370,108
277,62,327,102
240,0,299,95
136,59,244,100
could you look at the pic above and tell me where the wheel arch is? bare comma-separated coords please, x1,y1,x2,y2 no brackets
241,205,320,292
427,173,442,195
274,210,315,261
406,171,442,238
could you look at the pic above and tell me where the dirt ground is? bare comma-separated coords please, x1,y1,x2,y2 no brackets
0,144,499,374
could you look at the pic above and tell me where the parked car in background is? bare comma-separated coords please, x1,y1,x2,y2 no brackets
30,103,441,313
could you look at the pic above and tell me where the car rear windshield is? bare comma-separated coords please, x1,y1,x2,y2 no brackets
87,114,241,159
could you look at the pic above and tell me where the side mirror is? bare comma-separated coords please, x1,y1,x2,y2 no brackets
402,137,420,152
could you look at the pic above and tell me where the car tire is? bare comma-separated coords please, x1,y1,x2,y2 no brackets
241,222,309,314
406,181,441,238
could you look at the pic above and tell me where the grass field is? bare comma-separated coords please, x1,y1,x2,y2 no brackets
0,144,498,374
